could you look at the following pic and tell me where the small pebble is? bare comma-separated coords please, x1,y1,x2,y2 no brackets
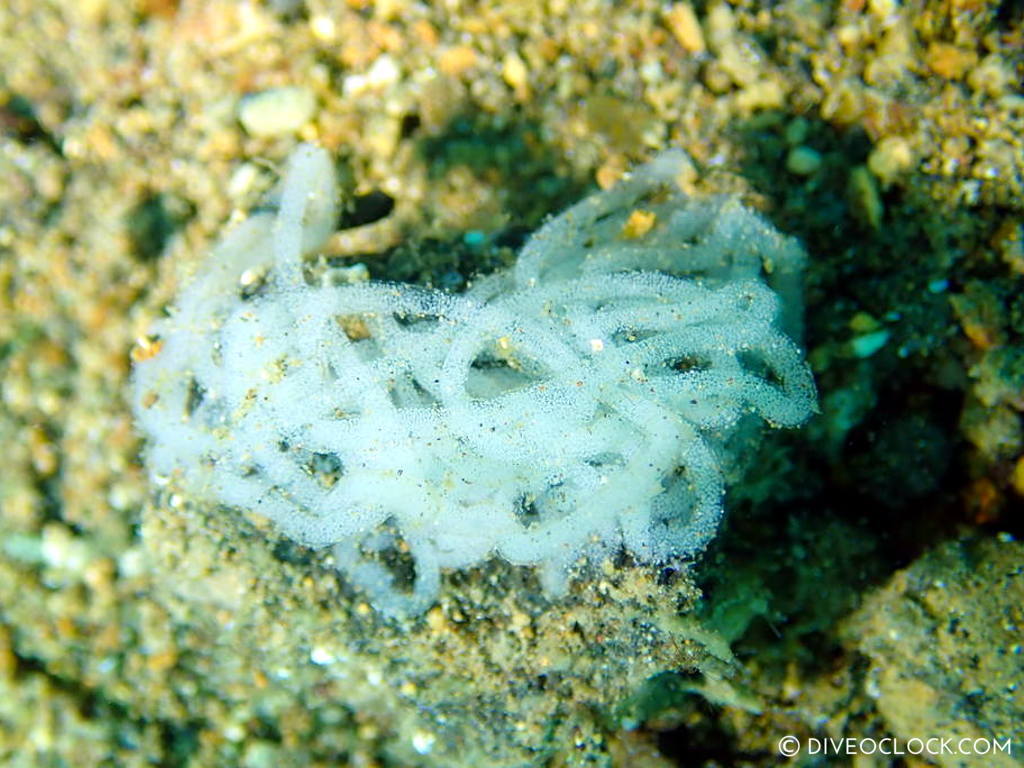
786,146,822,176
851,329,890,358
238,86,316,137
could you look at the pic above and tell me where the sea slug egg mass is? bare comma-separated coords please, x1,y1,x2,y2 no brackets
132,144,817,616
